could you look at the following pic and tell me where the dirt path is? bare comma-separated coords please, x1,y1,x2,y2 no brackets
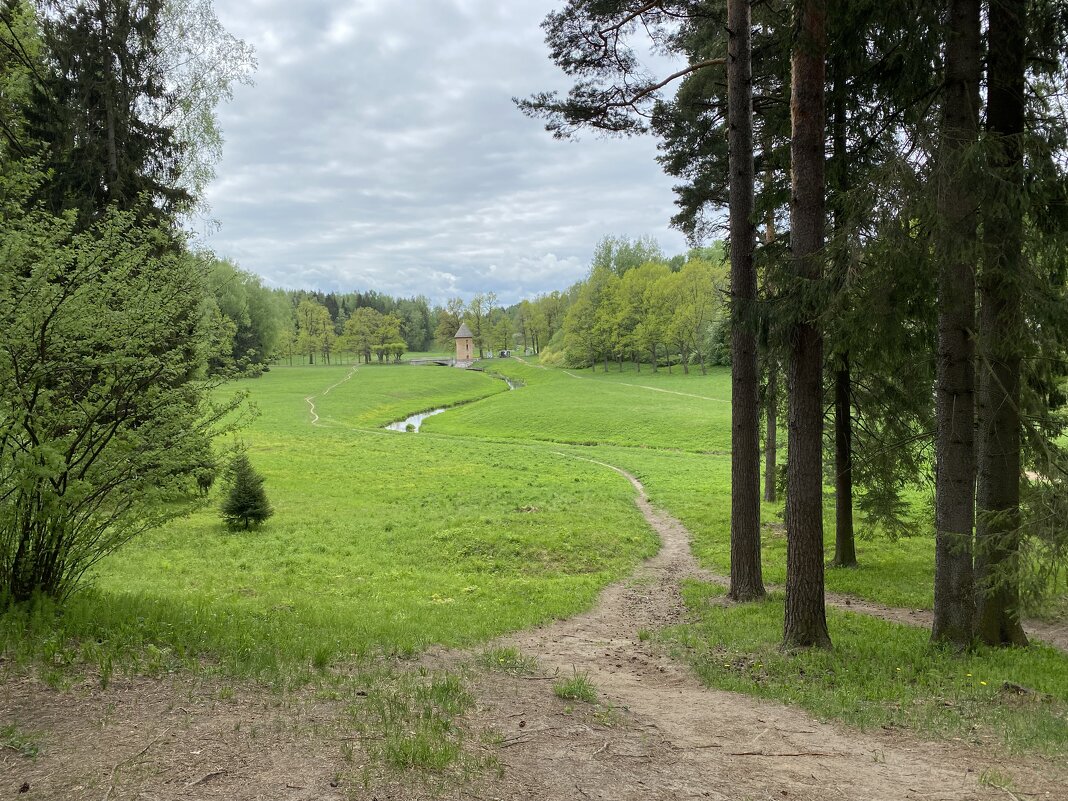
304,366,359,427
823,591,1068,653
448,461,1065,800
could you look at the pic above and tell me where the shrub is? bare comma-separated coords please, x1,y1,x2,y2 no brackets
220,454,273,530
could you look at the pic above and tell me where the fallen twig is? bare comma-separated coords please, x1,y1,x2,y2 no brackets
727,750,850,757
993,785,1027,801
101,725,175,801
186,769,226,788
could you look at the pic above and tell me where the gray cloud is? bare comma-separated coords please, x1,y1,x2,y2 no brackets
199,0,692,305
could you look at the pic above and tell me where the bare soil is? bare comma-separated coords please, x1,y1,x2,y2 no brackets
1,463,1064,800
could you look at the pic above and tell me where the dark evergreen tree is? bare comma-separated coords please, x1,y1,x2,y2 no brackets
931,0,981,650
221,454,273,530
25,0,191,225
726,0,765,602
783,0,831,650
974,0,1028,647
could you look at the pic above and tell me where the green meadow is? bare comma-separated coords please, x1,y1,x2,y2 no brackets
428,358,936,609
424,358,733,452
1,365,657,678
2,359,1065,756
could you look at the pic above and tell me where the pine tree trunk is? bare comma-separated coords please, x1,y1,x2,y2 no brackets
764,365,777,503
932,0,981,649
762,179,778,506
727,0,765,602
833,361,857,567
829,50,856,568
975,0,1027,648
784,0,831,649
97,2,121,197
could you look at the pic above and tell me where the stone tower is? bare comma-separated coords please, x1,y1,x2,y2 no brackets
454,322,474,366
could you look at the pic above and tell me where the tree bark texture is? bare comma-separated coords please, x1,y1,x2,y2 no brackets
833,361,857,566
828,54,856,568
765,365,778,503
932,0,981,649
784,0,831,649
728,0,765,602
976,0,1028,648
763,185,778,505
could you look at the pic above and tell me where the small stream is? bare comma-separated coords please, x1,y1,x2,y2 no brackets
385,371,522,433
385,408,448,432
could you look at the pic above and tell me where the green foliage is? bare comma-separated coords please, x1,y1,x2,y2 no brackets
347,670,485,777
220,453,273,530
562,248,726,371
0,169,236,603
0,723,40,759
295,298,336,364
22,0,253,223
203,256,289,374
591,234,664,275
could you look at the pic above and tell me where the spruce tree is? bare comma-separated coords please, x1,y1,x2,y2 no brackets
221,454,273,530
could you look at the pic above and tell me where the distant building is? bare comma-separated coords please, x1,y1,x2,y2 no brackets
455,322,475,367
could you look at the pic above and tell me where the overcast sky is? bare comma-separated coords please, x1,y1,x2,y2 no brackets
200,0,693,306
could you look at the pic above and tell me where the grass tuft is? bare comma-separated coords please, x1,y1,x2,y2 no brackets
0,724,40,759
477,647,538,676
553,671,597,704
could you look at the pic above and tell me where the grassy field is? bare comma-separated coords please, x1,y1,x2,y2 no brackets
1,365,656,679
428,359,938,609
665,583,1068,755
2,358,1065,763
424,358,733,452
591,445,937,609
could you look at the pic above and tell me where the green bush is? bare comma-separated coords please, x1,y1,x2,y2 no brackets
220,454,273,530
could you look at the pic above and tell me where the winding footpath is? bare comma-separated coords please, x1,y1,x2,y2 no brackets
303,366,359,427
455,460,1066,800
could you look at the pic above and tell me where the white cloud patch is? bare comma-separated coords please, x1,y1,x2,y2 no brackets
200,0,692,304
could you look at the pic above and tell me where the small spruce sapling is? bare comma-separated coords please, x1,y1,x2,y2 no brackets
221,453,273,530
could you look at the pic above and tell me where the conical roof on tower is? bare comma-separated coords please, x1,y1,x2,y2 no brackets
454,322,474,339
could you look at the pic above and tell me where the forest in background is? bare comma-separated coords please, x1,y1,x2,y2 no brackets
203,233,731,372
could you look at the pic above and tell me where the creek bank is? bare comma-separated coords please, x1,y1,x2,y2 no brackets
383,368,521,433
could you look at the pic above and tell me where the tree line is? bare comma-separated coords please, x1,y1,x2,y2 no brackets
521,0,1068,651
556,240,729,373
